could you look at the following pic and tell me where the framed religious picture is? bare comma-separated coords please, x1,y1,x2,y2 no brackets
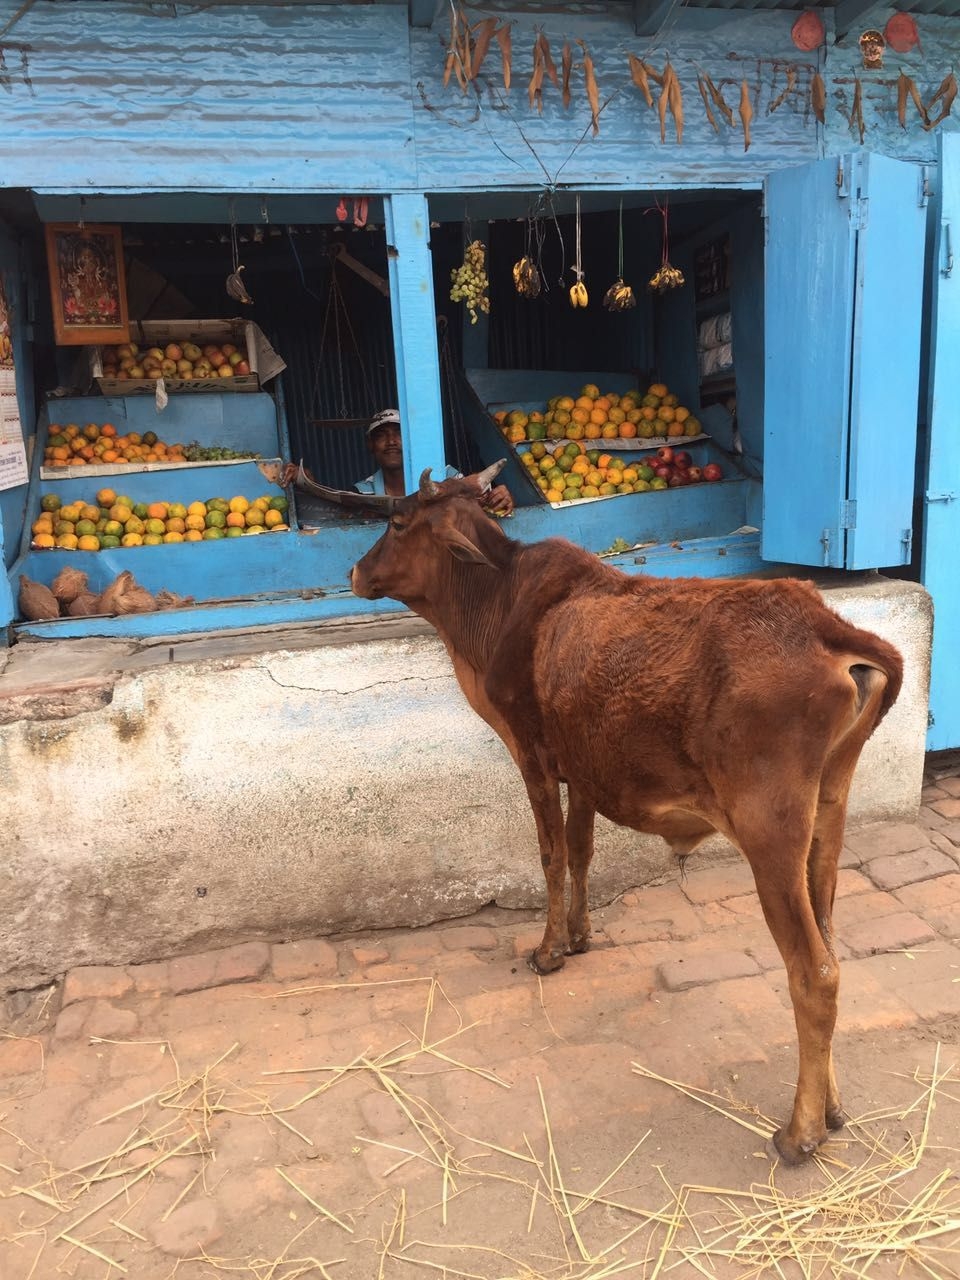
44,223,130,346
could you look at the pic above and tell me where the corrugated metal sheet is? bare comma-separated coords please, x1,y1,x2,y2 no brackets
0,1,954,198
0,2,418,192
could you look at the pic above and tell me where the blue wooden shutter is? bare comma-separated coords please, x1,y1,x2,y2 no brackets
923,135,960,750
762,153,925,569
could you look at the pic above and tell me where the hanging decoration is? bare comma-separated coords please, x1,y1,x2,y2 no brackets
791,10,825,52
739,79,753,151
443,5,509,93
897,72,928,128
225,214,254,306
647,198,685,293
450,238,490,325
925,72,958,129
885,13,920,55
512,207,544,298
568,195,588,308
859,29,886,70
603,200,636,312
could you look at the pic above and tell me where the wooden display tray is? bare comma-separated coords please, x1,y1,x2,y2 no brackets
90,319,259,396
40,457,277,481
513,433,709,452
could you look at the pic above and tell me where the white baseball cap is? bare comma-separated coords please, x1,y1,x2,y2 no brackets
367,408,401,436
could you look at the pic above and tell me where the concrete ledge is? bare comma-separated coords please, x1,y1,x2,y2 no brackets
0,576,931,990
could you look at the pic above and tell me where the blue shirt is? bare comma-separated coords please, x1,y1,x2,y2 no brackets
355,464,460,495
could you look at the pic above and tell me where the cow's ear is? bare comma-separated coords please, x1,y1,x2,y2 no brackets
441,527,495,567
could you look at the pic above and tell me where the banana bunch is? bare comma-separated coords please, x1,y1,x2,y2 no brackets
648,263,686,293
602,278,636,312
569,279,589,308
512,256,541,298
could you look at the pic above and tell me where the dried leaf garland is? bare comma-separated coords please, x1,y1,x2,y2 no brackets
811,72,826,124
496,23,512,92
739,78,753,150
925,71,958,129
561,41,572,109
657,65,671,142
908,74,929,125
529,34,545,112
850,76,865,143
667,63,684,143
539,31,559,89
628,53,654,108
703,71,735,126
577,39,600,135
471,17,497,80
697,74,719,132
769,65,797,113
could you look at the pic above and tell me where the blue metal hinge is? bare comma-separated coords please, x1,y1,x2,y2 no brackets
901,527,913,559
840,499,857,529
919,167,932,208
926,489,957,504
942,222,954,278
851,197,869,231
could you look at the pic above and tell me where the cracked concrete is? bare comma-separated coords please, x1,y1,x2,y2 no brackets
0,576,932,990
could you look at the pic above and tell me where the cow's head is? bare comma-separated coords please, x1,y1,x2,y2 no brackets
350,459,509,604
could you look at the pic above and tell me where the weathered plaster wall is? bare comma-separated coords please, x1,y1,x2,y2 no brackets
0,577,931,991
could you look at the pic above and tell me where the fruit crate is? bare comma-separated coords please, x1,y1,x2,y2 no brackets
90,319,260,396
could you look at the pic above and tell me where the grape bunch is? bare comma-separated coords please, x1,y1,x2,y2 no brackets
450,240,491,326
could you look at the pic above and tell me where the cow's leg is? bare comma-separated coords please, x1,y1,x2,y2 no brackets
806,714,881,1133
566,786,596,954
520,764,570,974
734,805,838,1164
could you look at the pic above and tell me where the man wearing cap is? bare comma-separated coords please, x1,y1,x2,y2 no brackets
281,408,513,512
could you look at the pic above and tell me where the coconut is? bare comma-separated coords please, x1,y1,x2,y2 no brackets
66,591,101,617
50,566,89,607
18,575,59,621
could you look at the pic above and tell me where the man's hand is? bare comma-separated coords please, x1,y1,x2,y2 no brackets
482,484,514,516
279,461,316,489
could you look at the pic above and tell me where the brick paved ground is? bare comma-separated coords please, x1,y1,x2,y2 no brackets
2,767,960,1278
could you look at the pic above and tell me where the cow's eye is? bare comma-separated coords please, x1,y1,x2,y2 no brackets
389,516,408,532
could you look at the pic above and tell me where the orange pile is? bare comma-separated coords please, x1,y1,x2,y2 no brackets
44,422,187,468
496,382,702,445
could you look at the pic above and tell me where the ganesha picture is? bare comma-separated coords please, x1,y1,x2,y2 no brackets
44,223,129,345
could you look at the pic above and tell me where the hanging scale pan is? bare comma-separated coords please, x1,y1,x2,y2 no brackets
791,10,825,51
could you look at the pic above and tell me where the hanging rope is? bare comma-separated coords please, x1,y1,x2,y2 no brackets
438,316,476,475
308,251,378,422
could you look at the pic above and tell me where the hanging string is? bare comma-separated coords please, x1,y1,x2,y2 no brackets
617,197,625,280
573,194,583,282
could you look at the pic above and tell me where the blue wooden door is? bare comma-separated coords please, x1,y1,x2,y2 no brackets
923,135,960,751
763,153,925,569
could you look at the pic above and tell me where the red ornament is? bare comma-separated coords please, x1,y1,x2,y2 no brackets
884,13,919,54
791,10,825,51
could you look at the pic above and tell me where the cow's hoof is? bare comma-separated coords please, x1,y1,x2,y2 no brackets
772,1126,820,1166
566,933,591,955
528,948,565,975
825,1105,846,1132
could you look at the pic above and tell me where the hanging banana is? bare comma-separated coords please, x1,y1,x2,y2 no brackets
569,278,589,307
602,278,636,311
512,256,541,298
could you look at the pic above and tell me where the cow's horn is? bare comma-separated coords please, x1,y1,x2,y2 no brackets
477,457,508,492
419,468,440,498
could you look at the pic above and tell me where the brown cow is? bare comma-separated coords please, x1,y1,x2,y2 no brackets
350,461,903,1165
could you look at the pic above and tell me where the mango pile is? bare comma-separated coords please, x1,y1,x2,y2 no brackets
44,421,190,468
495,382,702,445
518,440,722,503
31,487,289,550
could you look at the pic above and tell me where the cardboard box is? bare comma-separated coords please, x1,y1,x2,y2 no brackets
91,319,260,396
